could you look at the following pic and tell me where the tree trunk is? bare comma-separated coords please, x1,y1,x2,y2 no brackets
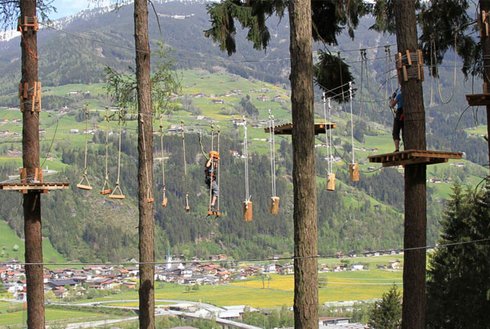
394,1,427,329
481,0,490,172
20,0,44,328
288,0,318,328
134,1,155,328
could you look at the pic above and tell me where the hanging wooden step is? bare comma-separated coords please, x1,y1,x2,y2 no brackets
349,163,360,182
207,209,221,217
77,174,92,191
161,196,168,208
326,173,336,191
108,184,125,199
243,200,253,222
264,122,336,135
368,149,463,167
270,196,280,215
100,188,112,195
185,193,190,212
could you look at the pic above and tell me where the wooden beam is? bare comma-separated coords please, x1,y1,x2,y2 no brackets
264,122,336,135
0,182,69,191
466,94,490,106
368,149,463,167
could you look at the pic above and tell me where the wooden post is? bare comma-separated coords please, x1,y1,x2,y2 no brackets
289,0,318,327
481,0,490,173
134,0,155,328
19,1,45,328
393,1,428,329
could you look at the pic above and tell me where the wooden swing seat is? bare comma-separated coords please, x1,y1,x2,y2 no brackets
76,184,93,191
108,194,125,200
207,210,221,217
100,189,112,195
108,185,125,199
161,197,168,207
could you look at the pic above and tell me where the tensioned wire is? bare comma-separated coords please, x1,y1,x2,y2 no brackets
8,237,490,267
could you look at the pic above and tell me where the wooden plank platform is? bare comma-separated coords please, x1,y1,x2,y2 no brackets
466,94,490,106
0,182,69,192
368,149,463,167
264,122,336,135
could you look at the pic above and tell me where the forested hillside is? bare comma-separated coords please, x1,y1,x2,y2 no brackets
0,1,487,263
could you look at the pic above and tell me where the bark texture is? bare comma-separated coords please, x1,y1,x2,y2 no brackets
289,0,318,328
134,0,155,328
20,0,44,327
394,1,428,329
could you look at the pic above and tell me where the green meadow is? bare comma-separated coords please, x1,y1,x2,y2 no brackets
0,301,124,328
0,220,65,263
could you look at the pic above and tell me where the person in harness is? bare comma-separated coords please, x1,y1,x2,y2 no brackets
205,151,220,212
389,89,404,152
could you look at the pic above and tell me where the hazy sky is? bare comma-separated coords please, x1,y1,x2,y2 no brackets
51,0,111,19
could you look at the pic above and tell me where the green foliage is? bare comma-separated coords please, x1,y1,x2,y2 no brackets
426,183,490,329
367,284,402,329
238,95,259,118
242,306,294,329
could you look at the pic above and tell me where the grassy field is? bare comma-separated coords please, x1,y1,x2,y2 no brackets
0,220,65,263
0,302,124,328
71,260,401,309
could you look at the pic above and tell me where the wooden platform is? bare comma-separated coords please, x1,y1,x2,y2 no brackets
466,94,490,106
368,149,463,167
0,182,69,192
264,122,336,135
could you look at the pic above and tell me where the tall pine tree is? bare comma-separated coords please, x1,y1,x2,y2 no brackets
426,183,490,329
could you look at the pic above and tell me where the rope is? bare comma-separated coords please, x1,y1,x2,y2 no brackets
349,82,355,164
359,49,367,119
159,116,166,201
268,109,277,197
181,121,189,211
432,35,458,104
101,111,111,192
243,118,250,202
208,127,215,211
82,106,89,174
140,114,152,201
115,121,123,186
216,128,221,211
322,94,331,174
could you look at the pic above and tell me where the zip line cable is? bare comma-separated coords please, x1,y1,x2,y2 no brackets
8,237,490,267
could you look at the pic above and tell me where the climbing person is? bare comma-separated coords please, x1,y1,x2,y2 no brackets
205,151,220,213
389,88,404,152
